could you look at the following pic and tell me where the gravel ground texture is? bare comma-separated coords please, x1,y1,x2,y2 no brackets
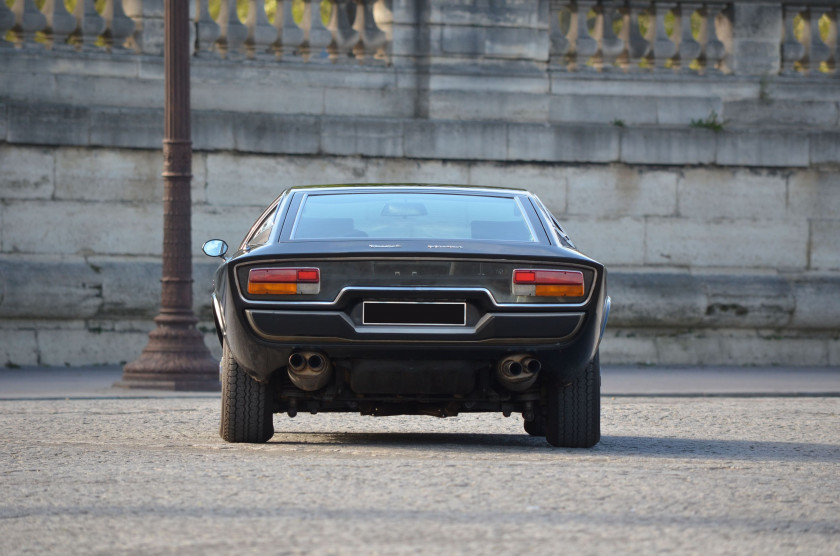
1,395,838,555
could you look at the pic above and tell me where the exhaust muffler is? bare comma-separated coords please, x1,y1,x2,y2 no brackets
496,354,541,391
287,351,333,391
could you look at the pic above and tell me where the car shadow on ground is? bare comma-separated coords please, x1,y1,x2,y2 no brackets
267,431,840,462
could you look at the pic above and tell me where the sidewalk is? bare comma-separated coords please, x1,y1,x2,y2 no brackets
1,364,838,399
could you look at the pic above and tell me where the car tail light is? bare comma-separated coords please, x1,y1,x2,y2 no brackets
512,269,585,297
247,268,320,295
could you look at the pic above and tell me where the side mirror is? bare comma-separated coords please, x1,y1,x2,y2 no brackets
202,239,228,258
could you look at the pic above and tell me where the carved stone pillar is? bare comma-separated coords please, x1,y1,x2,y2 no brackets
41,0,77,50
303,0,333,60
102,0,136,53
10,0,46,48
701,3,727,74
70,0,106,51
119,0,219,392
650,2,677,70
246,0,276,58
272,0,305,58
568,0,598,71
676,2,701,72
215,0,248,58
194,0,220,57
781,5,806,75
0,3,14,48
327,0,359,59
353,0,386,60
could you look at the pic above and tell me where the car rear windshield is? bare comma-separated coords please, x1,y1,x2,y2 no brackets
291,192,537,242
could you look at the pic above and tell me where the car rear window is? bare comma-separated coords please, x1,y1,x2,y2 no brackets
291,192,537,242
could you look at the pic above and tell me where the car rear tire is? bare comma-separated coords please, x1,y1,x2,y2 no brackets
545,351,600,448
220,342,274,443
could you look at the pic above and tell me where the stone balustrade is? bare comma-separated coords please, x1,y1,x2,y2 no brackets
0,1,837,75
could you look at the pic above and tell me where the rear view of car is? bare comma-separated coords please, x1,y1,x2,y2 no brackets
204,185,609,448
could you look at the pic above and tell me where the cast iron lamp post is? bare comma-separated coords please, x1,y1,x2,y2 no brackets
118,0,219,390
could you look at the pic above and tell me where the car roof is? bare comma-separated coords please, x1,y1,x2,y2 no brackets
285,183,532,197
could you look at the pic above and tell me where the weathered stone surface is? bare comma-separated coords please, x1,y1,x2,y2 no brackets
0,257,103,319
2,200,162,256
730,4,782,75
0,146,54,199
810,221,840,271
234,114,320,155
716,128,809,167
789,276,840,329
724,99,840,127
90,108,164,149
654,329,829,366
0,328,38,367
677,168,787,219
7,104,90,146
656,97,723,126
810,131,840,166
193,204,268,255
788,170,840,219
429,91,549,122
567,166,677,217
560,216,646,266
192,111,236,151
507,124,619,163
549,95,658,125
323,88,413,119
405,121,507,160
468,162,566,212
37,325,153,366
0,103,6,140
362,158,470,185
55,148,162,202
321,118,404,157
645,217,809,269
54,75,163,110
621,127,716,165
609,272,707,328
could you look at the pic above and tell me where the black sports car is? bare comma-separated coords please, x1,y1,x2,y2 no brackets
203,184,610,447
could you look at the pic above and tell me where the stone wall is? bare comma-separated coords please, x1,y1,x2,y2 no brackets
1,0,839,367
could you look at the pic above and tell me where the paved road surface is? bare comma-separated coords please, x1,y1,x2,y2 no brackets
1,367,838,555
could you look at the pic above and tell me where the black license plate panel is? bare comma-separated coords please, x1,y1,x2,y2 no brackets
362,302,467,326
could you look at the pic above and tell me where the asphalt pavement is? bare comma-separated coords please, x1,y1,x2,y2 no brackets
1,365,839,555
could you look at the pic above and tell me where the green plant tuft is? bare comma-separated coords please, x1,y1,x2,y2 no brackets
690,110,727,133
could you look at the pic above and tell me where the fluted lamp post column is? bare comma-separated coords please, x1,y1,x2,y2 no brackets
117,0,219,391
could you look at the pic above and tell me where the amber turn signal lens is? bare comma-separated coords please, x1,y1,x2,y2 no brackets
247,282,298,295
535,284,585,297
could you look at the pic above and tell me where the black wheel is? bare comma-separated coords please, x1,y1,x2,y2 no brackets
220,342,274,443
545,352,600,448
524,417,546,437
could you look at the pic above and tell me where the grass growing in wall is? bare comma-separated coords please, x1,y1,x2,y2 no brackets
690,111,727,133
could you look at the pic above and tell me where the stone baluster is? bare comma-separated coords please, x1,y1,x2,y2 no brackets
619,2,651,71
101,0,136,53
10,0,47,48
245,0,277,58
272,0,305,58
807,7,831,75
781,4,806,75
568,0,599,71
0,3,14,48
675,2,701,72
592,2,624,71
327,0,360,60
826,9,838,74
548,0,572,67
39,0,76,50
699,3,727,74
215,0,248,58
69,0,106,51
303,0,333,60
353,0,387,60
650,1,677,70
195,0,220,57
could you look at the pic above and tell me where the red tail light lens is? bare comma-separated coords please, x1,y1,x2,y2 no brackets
248,268,320,295
512,269,585,297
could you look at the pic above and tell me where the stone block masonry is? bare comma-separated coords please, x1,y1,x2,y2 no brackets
1,0,839,367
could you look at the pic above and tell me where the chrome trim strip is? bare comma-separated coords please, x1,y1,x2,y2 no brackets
245,310,584,345
233,257,599,309
598,295,611,347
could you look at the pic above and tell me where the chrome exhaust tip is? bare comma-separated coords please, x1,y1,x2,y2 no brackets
287,351,333,391
496,355,540,392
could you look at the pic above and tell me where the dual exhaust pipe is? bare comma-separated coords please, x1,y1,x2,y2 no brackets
287,351,332,391
496,354,541,391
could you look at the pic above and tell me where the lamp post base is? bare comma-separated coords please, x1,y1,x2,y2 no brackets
117,315,220,391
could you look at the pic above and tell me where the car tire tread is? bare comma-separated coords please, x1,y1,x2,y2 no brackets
545,351,600,448
220,342,274,443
